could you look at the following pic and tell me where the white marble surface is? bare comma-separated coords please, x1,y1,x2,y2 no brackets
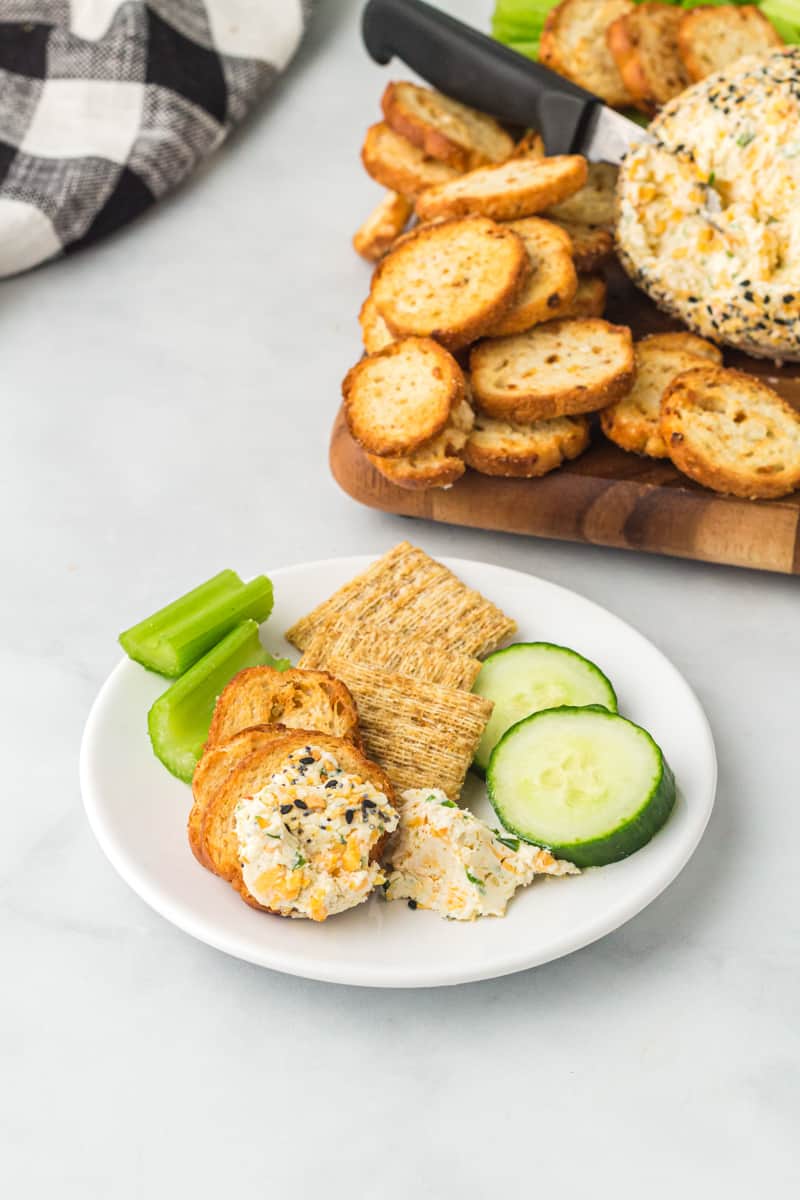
3,2,798,1194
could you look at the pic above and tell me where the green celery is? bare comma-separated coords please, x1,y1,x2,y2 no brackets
147,620,269,782
491,0,556,42
265,652,292,672
119,570,274,677
759,1,800,41
506,40,542,59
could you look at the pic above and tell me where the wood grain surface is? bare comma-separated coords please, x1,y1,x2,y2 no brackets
330,266,800,575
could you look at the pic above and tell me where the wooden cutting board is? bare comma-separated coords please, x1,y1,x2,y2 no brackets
330,267,800,575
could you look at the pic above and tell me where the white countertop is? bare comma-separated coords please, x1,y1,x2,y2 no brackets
4,2,798,1194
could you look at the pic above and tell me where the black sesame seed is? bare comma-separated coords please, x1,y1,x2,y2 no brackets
362,798,377,810
299,756,314,766
295,799,308,810
744,291,755,302
408,900,417,910
325,779,338,789
345,809,355,824
279,804,292,814
784,294,795,303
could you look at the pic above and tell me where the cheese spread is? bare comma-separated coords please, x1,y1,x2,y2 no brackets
384,788,577,920
235,745,398,921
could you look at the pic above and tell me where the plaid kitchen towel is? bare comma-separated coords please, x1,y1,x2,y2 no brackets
0,1,310,277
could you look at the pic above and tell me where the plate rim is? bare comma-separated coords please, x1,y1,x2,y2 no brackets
80,553,717,988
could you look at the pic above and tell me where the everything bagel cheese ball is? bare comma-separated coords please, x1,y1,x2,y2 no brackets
616,48,800,361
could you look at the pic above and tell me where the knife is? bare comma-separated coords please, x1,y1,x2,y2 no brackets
362,0,651,163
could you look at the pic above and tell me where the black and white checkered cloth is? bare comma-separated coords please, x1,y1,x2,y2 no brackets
0,1,310,276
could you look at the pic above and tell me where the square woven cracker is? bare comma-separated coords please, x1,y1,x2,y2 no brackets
285,542,516,657
325,654,493,799
299,619,482,691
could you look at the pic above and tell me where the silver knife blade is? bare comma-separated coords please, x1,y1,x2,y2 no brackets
579,104,654,164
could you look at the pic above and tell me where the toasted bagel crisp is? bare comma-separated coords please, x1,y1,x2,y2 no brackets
471,318,635,422
539,0,636,108
352,191,413,262
343,337,464,457
637,331,722,365
465,412,590,477
362,121,460,195
607,2,688,114
485,218,578,337
205,666,361,750
415,155,588,223
370,216,530,349
381,81,514,170
600,343,710,458
189,724,288,871
678,4,783,84
660,365,800,498
557,275,607,319
544,162,619,229
197,731,396,917
512,130,545,159
366,396,474,490
549,219,614,273
359,294,395,354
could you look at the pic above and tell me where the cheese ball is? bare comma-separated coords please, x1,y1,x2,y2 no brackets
617,48,800,361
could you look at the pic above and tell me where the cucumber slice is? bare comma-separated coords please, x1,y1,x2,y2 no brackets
473,643,617,773
487,706,675,867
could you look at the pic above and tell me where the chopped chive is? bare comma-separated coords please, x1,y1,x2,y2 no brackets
440,799,457,808
292,853,307,870
736,131,755,148
465,869,485,891
495,834,521,852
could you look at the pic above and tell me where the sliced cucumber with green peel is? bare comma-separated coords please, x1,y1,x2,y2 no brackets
473,643,617,773
487,706,675,868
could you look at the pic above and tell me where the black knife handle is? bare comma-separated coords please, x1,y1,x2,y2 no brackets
362,0,598,156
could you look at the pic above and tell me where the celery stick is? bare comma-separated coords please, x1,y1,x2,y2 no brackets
265,653,292,672
119,571,273,677
759,1,800,42
147,620,268,782
506,40,542,59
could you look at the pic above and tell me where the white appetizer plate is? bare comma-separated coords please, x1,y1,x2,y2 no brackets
81,554,716,988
